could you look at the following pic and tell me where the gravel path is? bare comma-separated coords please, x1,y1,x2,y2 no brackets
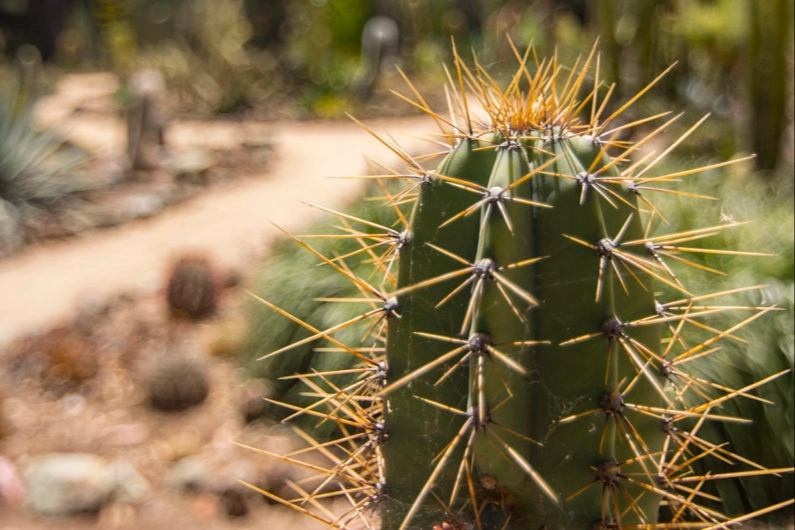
0,74,434,344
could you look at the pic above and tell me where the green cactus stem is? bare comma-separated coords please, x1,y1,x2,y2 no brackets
246,42,793,529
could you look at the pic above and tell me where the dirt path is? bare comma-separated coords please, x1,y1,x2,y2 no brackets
0,75,435,344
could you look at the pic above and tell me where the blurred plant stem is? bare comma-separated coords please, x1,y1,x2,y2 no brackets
91,0,138,73
595,0,622,94
749,0,792,172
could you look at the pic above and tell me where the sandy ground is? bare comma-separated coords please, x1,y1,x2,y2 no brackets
0,72,436,345
0,73,440,530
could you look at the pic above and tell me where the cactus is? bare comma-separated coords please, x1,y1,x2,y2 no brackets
166,255,219,321
244,43,793,528
146,356,209,412
241,187,401,435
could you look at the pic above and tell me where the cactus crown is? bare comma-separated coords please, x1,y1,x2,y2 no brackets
243,42,792,528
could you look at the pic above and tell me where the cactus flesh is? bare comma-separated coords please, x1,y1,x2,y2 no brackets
248,44,793,528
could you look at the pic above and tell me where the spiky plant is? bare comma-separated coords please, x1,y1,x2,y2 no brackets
241,185,402,435
146,356,210,412
166,255,219,321
240,43,794,528
0,80,87,209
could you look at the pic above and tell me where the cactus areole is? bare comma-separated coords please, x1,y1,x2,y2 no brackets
251,42,790,529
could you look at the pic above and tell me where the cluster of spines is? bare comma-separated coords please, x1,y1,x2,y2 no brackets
240,42,793,529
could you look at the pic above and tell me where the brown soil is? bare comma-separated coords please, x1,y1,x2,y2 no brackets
0,72,436,529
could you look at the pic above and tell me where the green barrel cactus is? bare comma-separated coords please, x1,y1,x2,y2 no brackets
242,43,793,528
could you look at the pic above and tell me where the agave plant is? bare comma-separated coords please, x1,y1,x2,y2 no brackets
240,42,793,528
0,81,87,208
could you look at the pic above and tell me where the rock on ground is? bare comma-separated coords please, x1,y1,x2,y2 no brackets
24,453,116,516
23,453,151,516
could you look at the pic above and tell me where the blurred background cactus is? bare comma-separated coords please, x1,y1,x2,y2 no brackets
124,68,167,172
146,355,210,412
166,254,219,321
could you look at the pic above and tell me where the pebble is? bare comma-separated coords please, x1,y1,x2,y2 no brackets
165,456,209,493
23,453,115,515
110,460,151,504
164,148,217,176
220,487,248,517
22,453,151,516
125,192,166,219
61,393,87,416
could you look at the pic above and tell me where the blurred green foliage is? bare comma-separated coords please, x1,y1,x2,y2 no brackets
130,0,272,116
2,1,790,170
645,152,794,523
240,192,401,438
0,71,87,209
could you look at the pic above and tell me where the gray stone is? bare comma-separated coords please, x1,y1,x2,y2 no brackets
165,456,209,493
164,148,217,176
23,453,115,515
125,192,165,219
110,460,151,504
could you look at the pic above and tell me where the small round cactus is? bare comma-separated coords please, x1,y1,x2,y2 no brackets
146,356,209,412
166,255,218,321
